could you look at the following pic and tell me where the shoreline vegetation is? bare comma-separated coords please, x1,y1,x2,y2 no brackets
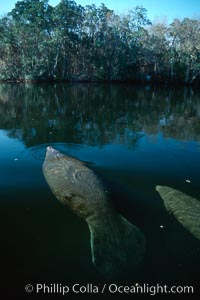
0,0,200,86
0,79,198,87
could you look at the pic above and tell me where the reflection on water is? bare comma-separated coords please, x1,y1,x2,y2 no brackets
1,83,200,147
0,83,200,296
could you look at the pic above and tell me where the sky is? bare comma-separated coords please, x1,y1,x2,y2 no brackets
0,0,200,23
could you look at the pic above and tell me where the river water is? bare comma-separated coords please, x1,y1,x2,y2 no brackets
0,83,200,296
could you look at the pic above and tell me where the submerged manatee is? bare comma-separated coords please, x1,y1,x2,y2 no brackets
156,186,200,240
43,146,145,278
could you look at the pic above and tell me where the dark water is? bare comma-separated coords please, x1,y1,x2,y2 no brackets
1,83,200,297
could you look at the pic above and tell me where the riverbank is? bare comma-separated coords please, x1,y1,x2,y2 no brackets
0,78,199,87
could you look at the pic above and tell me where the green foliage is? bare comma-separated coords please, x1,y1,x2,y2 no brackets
0,0,199,85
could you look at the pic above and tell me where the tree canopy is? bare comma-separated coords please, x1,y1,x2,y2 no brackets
0,0,200,85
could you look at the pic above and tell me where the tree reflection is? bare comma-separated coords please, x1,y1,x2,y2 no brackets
0,83,200,147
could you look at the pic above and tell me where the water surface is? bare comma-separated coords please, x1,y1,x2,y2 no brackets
1,83,200,295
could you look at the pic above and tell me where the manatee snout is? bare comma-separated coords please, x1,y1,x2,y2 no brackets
47,145,57,153
47,146,53,151
45,146,60,158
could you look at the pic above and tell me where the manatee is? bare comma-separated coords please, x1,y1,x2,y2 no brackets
156,185,200,240
43,146,145,278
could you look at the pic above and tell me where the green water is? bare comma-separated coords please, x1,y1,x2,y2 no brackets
0,83,200,297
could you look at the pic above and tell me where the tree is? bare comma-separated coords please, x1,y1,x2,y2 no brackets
169,18,200,84
143,21,170,82
0,0,199,85
7,0,54,80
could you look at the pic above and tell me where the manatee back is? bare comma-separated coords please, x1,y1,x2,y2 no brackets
43,152,108,219
156,186,200,240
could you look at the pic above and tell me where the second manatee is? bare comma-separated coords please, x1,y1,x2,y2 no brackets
156,185,200,240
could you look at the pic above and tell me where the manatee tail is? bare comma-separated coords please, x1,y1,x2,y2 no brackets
86,214,145,279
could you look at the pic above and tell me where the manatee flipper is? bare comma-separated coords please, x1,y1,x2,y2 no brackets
156,185,200,240
87,214,145,278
